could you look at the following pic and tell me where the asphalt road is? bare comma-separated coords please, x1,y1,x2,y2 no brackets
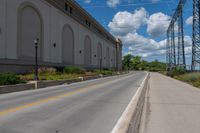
0,72,146,133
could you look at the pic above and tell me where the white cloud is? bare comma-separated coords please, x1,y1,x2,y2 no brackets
106,0,121,7
108,7,192,60
186,16,193,25
108,8,148,35
119,32,192,58
109,9,170,37
84,0,91,4
184,36,192,47
118,32,165,57
183,36,192,55
147,12,171,37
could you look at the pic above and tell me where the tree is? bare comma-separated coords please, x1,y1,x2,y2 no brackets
138,60,148,70
132,56,142,70
122,54,133,70
148,60,166,71
122,54,166,72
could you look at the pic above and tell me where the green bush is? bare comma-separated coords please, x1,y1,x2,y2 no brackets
0,73,26,85
19,72,80,81
63,66,85,74
44,73,79,80
149,68,160,72
168,68,186,77
193,80,200,88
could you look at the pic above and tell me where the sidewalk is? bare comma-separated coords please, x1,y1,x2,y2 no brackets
140,72,200,133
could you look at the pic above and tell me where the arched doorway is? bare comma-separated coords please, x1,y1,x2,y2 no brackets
106,47,110,68
97,43,102,69
62,25,74,64
84,36,92,67
18,4,43,60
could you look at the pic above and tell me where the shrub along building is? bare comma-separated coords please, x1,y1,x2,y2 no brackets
0,0,122,73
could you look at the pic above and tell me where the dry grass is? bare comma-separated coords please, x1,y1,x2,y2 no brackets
174,72,200,88
19,73,80,81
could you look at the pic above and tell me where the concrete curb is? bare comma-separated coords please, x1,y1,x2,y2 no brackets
0,72,128,94
0,83,35,94
111,72,150,133
138,77,150,133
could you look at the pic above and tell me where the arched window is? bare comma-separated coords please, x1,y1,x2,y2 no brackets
84,36,92,67
62,25,74,64
18,4,43,60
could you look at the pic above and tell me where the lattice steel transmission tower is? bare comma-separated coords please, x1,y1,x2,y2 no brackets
172,24,176,67
166,0,186,71
192,0,200,71
166,30,170,70
166,25,176,70
177,2,186,69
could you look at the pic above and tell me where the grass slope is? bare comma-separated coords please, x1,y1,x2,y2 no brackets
174,73,200,88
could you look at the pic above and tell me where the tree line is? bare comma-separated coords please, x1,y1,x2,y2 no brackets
122,54,166,72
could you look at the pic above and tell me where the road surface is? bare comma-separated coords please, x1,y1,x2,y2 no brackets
0,72,146,133
140,73,200,133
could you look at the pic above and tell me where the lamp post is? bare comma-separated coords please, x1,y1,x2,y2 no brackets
34,38,39,81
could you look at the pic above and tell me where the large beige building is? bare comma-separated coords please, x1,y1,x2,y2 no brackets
0,0,122,73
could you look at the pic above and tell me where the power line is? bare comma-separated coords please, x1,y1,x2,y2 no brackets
81,0,174,8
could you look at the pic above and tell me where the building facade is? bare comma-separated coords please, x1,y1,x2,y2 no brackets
0,0,122,73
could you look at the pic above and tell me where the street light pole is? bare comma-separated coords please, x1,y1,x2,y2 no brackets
34,38,39,81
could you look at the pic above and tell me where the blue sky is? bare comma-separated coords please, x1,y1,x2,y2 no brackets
75,0,193,64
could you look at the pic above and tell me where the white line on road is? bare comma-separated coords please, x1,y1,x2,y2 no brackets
111,72,149,133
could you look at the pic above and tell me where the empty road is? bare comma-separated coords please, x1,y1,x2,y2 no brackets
0,72,146,133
